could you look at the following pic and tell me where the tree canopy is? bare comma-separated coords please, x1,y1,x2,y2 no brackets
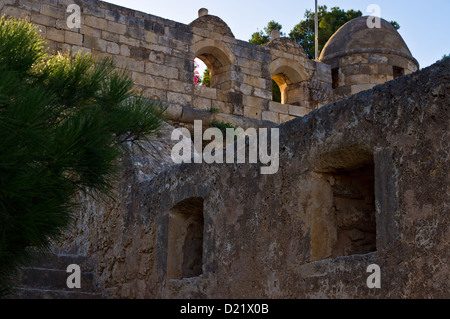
289,6,363,59
249,20,284,45
201,68,211,87
0,17,166,296
250,6,401,59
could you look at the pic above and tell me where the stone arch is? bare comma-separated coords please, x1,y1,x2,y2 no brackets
194,39,235,89
190,15,235,38
270,58,308,105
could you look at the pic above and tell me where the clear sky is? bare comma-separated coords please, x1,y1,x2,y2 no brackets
104,0,449,69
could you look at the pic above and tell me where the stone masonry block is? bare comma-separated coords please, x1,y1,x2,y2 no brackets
64,31,83,46
132,72,155,87
2,6,30,19
101,30,120,43
212,100,231,114
71,45,91,56
40,4,63,19
262,111,280,123
144,31,158,44
279,113,296,123
369,74,387,85
269,101,289,115
288,105,309,117
194,86,217,100
341,54,369,66
46,27,65,42
120,45,130,57
119,35,139,47
346,74,371,86
193,96,212,111
55,18,76,31
83,35,106,52
164,103,183,120
145,63,179,80
350,84,375,95
104,9,126,24
149,51,166,64
80,25,102,38
106,42,120,55
360,64,378,75
85,15,108,31
244,75,268,89
113,55,145,73
169,80,194,95
378,64,394,75
130,47,150,60
368,54,389,64
243,95,266,110
167,92,192,107
83,5,105,19
31,12,56,27
18,0,41,12
107,21,127,35
253,87,272,100
33,24,47,38
243,106,262,120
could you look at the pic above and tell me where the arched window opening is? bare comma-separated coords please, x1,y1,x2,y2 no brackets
194,58,209,87
193,40,234,90
272,79,282,103
272,73,289,104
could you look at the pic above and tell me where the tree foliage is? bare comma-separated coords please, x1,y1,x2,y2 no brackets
249,6,401,60
249,20,283,45
202,68,211,87
0,17,166,296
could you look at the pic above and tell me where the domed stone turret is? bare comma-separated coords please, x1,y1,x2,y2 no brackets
319,16,419,100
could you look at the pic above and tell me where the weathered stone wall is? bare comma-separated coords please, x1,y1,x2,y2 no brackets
1,0,332,126
55,59,449,298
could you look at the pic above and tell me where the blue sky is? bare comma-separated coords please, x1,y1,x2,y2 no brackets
105,0,449,68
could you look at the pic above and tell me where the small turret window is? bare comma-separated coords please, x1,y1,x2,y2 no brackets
393,66,404,79
332,68,339,89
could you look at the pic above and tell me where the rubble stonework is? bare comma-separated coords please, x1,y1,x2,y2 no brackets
56,59,449,299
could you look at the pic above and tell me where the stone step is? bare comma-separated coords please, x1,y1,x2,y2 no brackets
17,267,96,292
10,252,102,299
26,252,92,271
12,287,102,299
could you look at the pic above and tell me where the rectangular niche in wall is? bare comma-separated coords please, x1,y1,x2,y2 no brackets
332,68,339,89
327,163,376,257
166,197,204,280
311,145,376,261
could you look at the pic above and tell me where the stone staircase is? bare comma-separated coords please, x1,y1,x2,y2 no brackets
11,253,103,299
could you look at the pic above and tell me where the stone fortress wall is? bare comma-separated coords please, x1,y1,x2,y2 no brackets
1,0,336,128
2,0,419,130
